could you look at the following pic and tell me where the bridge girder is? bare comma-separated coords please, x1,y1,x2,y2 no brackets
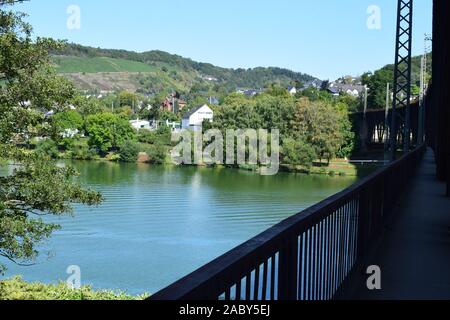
390,0,414,159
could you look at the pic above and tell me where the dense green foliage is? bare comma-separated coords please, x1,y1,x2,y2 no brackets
34,139,59,158
210,90,355,167
119,140,140,162
53,43,316,92
85,113,136,154
0,277,144,300
362,53,432,109
0,3,102,273
281,138,317,168
144,142,167,165
52,110,84,132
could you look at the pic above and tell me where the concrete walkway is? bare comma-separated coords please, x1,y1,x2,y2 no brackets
344,149,450,300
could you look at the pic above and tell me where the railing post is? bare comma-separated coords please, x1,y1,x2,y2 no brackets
278,236,298,300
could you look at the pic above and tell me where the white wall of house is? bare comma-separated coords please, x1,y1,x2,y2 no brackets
130,120,151,130
182,104,214,131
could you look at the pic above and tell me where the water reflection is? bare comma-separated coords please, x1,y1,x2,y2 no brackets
2,161,357,295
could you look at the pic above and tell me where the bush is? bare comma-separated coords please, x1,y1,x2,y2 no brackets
156,126,172,146
70,144,97,160
105,152,121,162
138,127,172,146
35,139,59,159
145,142,167,164
138,130,158,144
119,140,140,163
0,276,145,300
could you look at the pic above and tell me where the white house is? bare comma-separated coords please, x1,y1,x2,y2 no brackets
288,86,297,95
130,119,151,130
182,104,214,132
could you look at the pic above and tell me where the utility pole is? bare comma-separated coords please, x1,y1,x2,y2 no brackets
418,34,432,145
364,85,368,116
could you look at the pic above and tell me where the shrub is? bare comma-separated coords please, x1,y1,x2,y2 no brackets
145,142,167,164
138,127,172,146
156,126,172,146
0,276,145,300
70,144,97,160
138,130,158,145
105,152,121,162
35,139,59,159
119,140,140,163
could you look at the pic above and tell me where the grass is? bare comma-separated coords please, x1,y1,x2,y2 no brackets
53,56,158,73
0,276,147,300
281,160,381,177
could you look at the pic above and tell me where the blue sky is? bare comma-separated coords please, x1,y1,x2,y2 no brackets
12,0,432,80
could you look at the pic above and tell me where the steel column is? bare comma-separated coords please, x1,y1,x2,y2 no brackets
390,0,414,159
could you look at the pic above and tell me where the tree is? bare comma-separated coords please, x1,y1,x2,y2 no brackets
118,91,139,109
72,96,105,116
333,102,356,159
0,2,102,273
282,137,317,168
266,84,290,97
362,68,394,109
119,140,140,163
50,110,84,146
298,87,333,102
34,139,59,158
293,98,345,163
52,110,83,132
85,113,136,154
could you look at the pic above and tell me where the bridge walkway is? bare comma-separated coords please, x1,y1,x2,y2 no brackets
341,149,450,299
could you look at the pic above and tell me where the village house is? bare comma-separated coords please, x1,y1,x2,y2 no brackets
182,104,214,132
288,86,297,95
301,79,324,91
160,93,187,113
129,119,151,130
328,82,365,97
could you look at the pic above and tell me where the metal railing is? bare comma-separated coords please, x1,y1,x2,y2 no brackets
149,144,426,300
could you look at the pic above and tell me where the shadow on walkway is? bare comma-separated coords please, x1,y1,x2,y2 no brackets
341,148,450,300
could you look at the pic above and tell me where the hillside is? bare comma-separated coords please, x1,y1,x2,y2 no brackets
375,53,432,86
52,43,317,94
54,56,158,73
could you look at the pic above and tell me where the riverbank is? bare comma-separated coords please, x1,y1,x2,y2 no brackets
188,160,381,177
64,157,380,178
280,160,381,177
0,277,146,300
29,135,381,177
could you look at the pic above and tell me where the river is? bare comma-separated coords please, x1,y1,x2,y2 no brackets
2,161,357,295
